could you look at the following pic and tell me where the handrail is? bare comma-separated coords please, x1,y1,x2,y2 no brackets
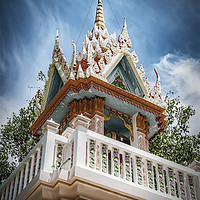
0,135,45,191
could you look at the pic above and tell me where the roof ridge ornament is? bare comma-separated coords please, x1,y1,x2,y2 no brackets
118,17,132,50
51,29,70,82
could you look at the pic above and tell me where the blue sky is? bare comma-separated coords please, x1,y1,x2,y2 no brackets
0,0,200,135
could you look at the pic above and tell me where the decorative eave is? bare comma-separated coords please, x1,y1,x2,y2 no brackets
31,76,166,138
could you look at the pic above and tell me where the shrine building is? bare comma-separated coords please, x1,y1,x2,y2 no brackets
0,0,199,199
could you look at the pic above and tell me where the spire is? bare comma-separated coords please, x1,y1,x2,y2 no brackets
53,28,62,61
123,17,127,28
95,0,105,30
55,28,59,43
118,17,132,49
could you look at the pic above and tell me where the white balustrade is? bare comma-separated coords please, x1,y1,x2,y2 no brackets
0,136,44,200
0,126,199,200
78,129,200,200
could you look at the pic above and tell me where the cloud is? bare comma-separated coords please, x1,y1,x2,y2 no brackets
155,54,200,135
0,0,72,126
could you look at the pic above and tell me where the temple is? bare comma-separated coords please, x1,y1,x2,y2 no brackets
0,0,199,199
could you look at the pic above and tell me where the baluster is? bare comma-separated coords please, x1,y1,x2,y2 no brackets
1,188,5,200
146,160,154,190
29,155,35,183
55,144,63,169
95,141,100,171
23,162,29,189
142,157,147,187
157,164,165,193
35,148,40,176
178,171,187,200
136,156,143,185
112,148,120,178
188,175,196,200
174,169,179,198
101,143,108,173
88,139,96,169
124,152,131,182
132,156,136,183
13,172,19,199
18,167,24,194
168,168,175,197
0,188,4,200
5,183,9,200
163,166,169,194
9,179,14,200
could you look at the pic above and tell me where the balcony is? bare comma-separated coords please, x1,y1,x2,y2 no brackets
0,119,199,200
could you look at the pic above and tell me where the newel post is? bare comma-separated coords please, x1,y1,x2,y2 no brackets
40,119,59,173
188,160,200,199
72,115,91,167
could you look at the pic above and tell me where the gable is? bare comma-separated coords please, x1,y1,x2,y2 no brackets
107,56,145,97
45,67,63,108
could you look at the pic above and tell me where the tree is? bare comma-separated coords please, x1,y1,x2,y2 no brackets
0,71,45,184
149,93,200,166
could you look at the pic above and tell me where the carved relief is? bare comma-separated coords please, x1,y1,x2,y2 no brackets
136,113,150,152
137,131,149,152
89,114,104,135
136,113,150,137
68,96,106,122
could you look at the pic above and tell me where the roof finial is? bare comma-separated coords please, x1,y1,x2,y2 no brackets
55,28,59,44
123,17,127,28
95,0,105,29
56,28,59,37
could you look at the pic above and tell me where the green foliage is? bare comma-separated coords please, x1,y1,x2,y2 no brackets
37,70,46,82
0,99,37,184
0,72,45,185
149,93,200,166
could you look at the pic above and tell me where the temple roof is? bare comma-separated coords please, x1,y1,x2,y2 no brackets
42,0,166,111
31,0,168,141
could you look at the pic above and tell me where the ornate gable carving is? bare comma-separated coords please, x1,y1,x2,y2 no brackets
136,113,150,138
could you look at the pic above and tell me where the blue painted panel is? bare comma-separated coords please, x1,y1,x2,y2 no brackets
45,68,63,108
107,56,144,97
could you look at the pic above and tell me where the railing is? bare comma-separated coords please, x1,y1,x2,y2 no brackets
0,126,199,200
0,131,69,200
0,139,43,200
69,127,199,200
